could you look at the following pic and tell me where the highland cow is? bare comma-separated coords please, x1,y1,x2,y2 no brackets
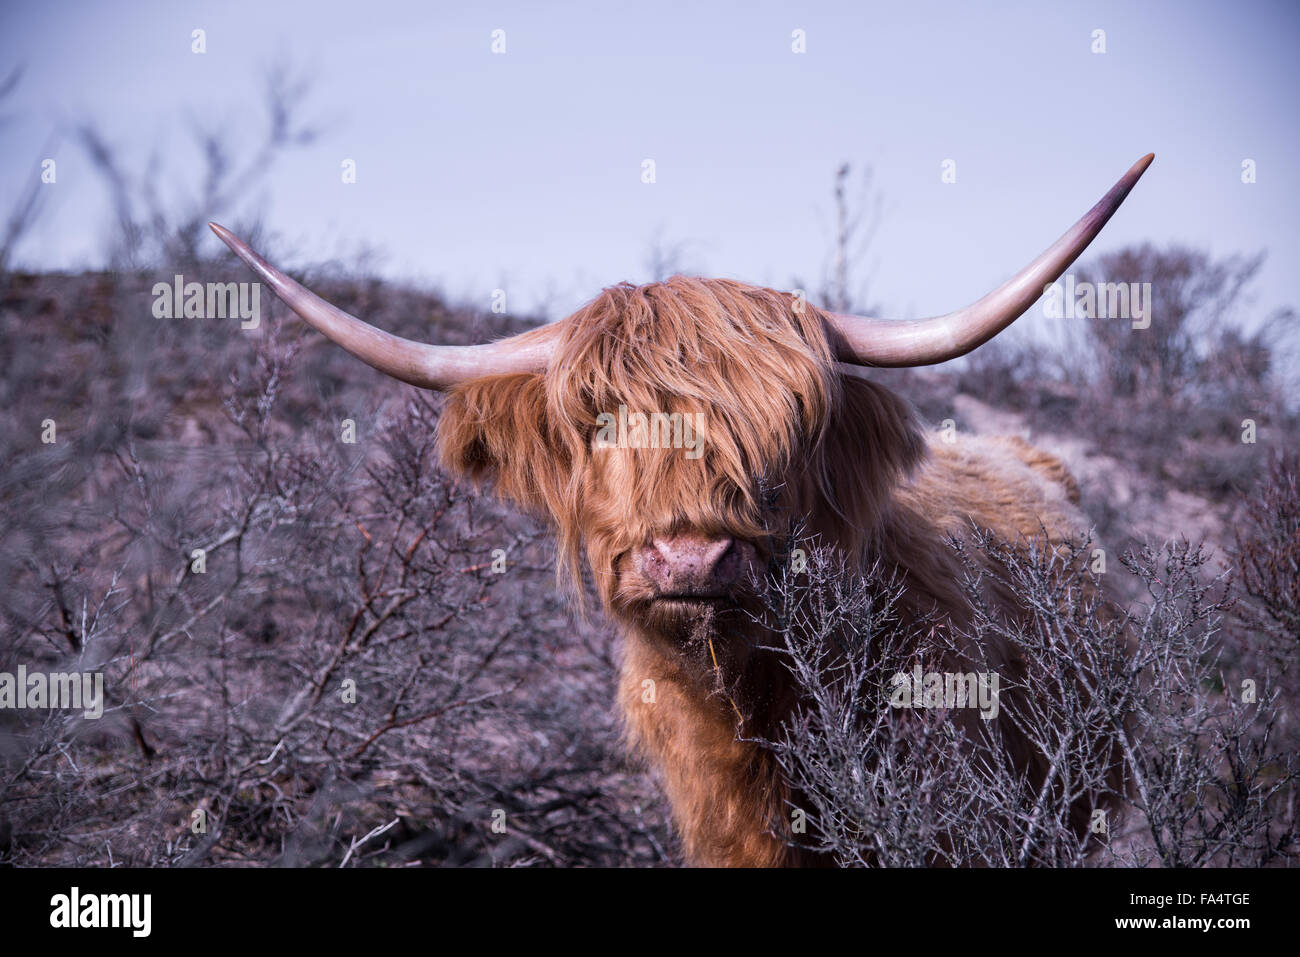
210,153,1154,866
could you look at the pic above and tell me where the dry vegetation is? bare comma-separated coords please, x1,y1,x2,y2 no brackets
1,80,1296,867
2,249,1294,867
0,267,674,866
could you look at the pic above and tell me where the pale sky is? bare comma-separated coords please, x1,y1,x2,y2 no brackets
2,0,1297,332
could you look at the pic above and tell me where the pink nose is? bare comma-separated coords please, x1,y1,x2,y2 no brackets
638,534,757,597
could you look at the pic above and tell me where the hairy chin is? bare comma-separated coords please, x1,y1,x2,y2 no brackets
609,586,761,642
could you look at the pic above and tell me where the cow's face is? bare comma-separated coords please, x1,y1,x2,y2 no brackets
440,277,924,638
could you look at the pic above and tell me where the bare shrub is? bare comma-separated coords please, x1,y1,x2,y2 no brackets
747,531,1298,867
1066,244,1293,498
1234,449,1300,650
0,287,671,868
1231,449,1300,754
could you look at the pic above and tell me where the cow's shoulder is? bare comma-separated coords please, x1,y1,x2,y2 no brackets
989,434,1082,506
896,431,1087,541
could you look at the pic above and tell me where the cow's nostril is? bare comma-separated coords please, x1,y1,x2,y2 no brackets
712,541,742,584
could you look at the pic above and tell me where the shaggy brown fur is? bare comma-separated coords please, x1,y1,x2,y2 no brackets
439,276,1114,867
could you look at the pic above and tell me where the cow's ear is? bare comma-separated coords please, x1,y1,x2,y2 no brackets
822,376,927,530
438,372,566,515
840,375,926,481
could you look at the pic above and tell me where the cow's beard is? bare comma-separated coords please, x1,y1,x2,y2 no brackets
637,593,749,638
607,558,764,643
609,579,775,705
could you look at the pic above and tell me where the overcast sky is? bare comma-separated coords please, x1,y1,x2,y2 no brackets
2,0,1296,330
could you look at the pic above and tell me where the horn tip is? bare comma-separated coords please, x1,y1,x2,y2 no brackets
209,221,246,257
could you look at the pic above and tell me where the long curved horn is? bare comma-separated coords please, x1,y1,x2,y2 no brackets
209,222,554,389
829,153,1154,367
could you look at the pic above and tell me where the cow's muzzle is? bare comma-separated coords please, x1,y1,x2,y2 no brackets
637,534,760,600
